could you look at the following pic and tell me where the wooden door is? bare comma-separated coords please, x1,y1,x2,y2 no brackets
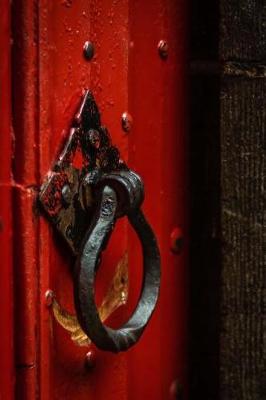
1,1,188,398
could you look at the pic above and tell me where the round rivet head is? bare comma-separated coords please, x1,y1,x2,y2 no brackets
85,350,96,369
170,227,184,254
45,290,54,307
158,39,168,59
121,112,133,133
83,41,94,61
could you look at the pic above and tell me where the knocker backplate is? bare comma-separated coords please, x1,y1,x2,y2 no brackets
39,90,127,254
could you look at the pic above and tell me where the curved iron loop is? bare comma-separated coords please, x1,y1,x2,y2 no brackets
74,170,161,352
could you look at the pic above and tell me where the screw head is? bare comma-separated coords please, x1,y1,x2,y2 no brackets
83,41,94,61
85,349,96,369
170,227,184,254
158,40,168,59
121,112,133,133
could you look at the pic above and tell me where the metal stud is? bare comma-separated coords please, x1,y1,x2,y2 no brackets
170,227,184,254
158,40,168,59
84,350,96,369
169,379,183,399
121,112,133,133
45,290,54,307
83,41,94,61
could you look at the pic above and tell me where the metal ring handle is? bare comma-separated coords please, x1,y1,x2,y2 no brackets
74,173,161,352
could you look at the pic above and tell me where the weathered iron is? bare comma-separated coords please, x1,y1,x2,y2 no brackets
39,90,126,254
39,90,161,352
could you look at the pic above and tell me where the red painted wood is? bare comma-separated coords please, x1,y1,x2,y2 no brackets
38,2,130,398
11,0,40,397
127,1,189,398
0,2,14,399
11,0,188,398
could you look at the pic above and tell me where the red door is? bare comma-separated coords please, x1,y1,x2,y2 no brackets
1,1,188,399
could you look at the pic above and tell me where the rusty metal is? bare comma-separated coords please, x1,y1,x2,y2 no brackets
39,91,161,353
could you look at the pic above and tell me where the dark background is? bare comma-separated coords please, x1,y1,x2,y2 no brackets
189,1,265,399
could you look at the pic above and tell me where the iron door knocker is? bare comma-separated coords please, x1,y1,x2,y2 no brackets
39,90,161,353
